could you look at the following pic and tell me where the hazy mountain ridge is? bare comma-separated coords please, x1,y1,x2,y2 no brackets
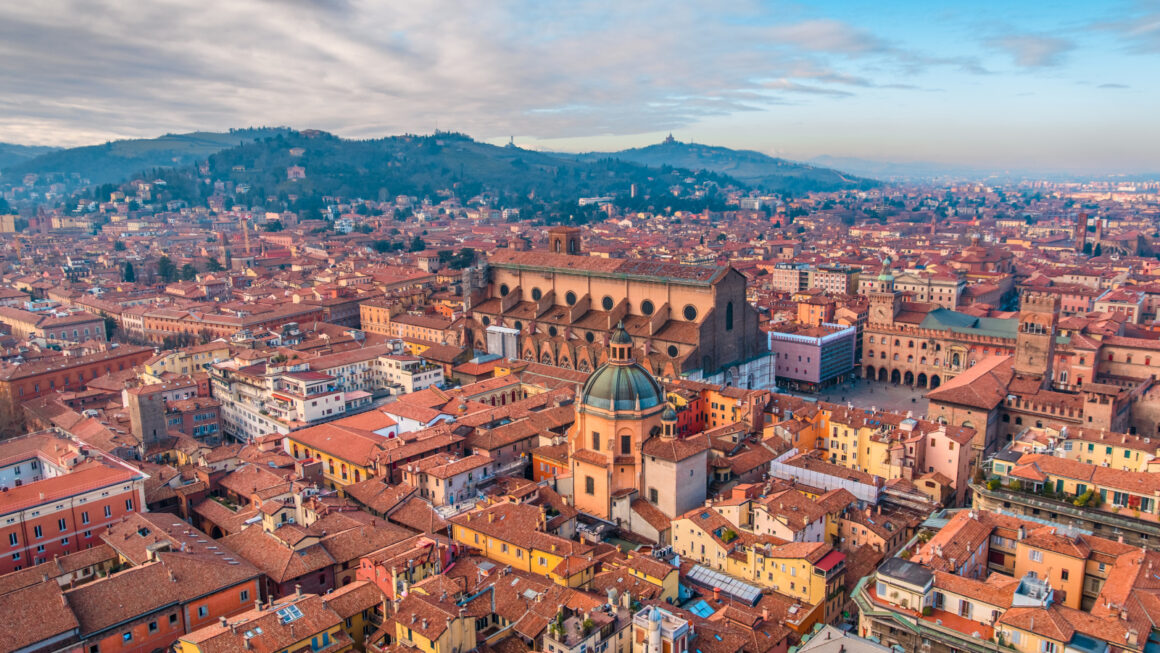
1,128,292,185
570,138,879,193
0,143,59,171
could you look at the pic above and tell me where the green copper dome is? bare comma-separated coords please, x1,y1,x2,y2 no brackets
580,362,664,412
610,321,633,345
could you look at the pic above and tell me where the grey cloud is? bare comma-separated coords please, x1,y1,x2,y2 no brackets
1093,7,1160,54
1098,83,1130,88
0,0,960,146
987,33,1075,67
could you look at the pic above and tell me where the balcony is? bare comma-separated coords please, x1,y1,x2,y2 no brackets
853,575,1012,653
971,482,1160,540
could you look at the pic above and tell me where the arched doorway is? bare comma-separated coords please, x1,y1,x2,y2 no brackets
904,371,914,386
878,367,888,382
865,365,876,380
891,369,901,384
917,373,928,387
930,375,941,388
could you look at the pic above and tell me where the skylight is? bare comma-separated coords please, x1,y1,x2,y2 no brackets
277,605,304,623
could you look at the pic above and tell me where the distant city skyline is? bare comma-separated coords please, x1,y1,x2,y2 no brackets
2,0,1158,173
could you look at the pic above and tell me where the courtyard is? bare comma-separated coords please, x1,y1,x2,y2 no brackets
781,376,930,418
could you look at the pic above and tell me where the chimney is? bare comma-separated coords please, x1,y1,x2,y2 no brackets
220,617,228,627
255,600,262,612
295,583,302,598
762,607,769,621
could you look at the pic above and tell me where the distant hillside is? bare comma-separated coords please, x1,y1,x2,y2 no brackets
143,131,742,212
2,128,291,185
809,155,995,182
572,138,878,193
0,143,58,171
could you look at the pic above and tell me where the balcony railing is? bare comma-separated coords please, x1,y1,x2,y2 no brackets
971,482,1160,539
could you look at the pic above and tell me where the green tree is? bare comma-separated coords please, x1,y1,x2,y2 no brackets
264,219,284,232
1093,243,1103,257
206,258,224,272
103,316,118,340
180,263,198,281
157,256,177,282
448,247,476,270
122,261,136,282
373,240,391,253
114,240,126,251
408,235,425,252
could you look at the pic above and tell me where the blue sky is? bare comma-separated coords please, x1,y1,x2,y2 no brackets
1,0,1157,173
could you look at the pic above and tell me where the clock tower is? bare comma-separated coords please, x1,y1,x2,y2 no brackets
868,267,900,327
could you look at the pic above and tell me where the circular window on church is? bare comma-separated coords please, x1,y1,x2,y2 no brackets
667,345,678,357
514,321,523,331
565,291,577,306
481,316,491,326
602,296,614,311
585,332,595,343
499,284,510,297
683,305,697,321
641,300,655,315
531,288,542,301
548,326,558,337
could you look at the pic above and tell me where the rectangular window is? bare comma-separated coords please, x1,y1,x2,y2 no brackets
621,435,631,455
58,518,67,532
241,589,250,602
8,533,15,546
197,606,208,618
591,432,600,451
104,506,112,518
585,476,595,495
34,525,42,539
1029,550,1043,563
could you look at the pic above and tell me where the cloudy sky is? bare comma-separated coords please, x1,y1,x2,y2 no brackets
2,0,1158,172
